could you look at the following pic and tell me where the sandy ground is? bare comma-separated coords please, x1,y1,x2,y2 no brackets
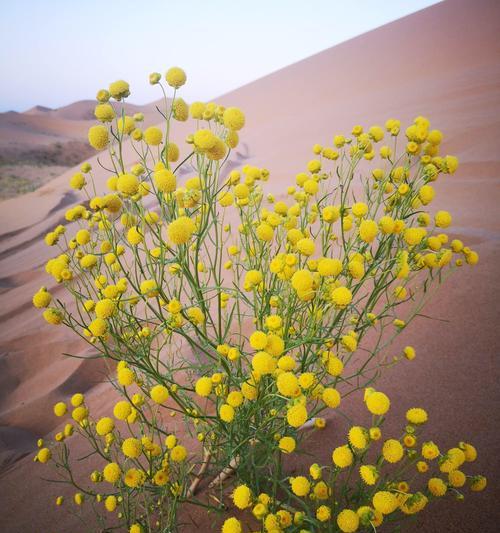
0,0,499,531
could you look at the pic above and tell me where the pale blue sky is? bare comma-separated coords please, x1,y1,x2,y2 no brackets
0,0,441,112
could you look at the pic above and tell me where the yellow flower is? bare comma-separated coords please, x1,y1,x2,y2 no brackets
109,80,130,100
223,107,245,131
219,404,235,423
167,216,196,245
278,436,296,454
143,126,163,146
382,439,404,463
360,465,379,485
331,286,352,308
170,444,187,462
286,404,307,428
406,407,428,424
337,509,359,532
195,377,212,397
232,484,252,509
96,417,114,436
165,67,187,88
428,477,447,496
372,491,398,515
332,445,353,468
359,219,378,243
322,387,341,408
88,125,109,150
33,288,52,308
150,385,169,404
365,391,390,415
122,437,142,458
290,476,310,496
222,517,242,533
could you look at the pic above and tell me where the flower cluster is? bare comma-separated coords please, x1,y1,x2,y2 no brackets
222,392,486,532
34,66,484,532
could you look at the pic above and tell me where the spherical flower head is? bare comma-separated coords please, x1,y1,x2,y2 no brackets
195,376,213,397
256,222,274,242
439,447,465,473
219,403,235,423
331,444,353,468
124,468,144,488
359,219,378,243
165,67,187,89
122,437,142,458
223,107,245,131
372,491,398,515
460,442,477,462
167,216,196,245
113,400,132,420
331,286,352,309
94,103,115,123
193,129,217,151
365,391,390,415
296,237,315,256
150,384,169,404
95,298,115,319
337,509,360,533
89,317,107,337
348,426,369,449
290,476,310,496
233,484,252,509
149,72,161,85
70,172,86,190
322,387,341,408
105,495,117,512
252,351,276,375
360,465,379,486
117,115,135,135
227,390,243,407
37,447,52,463
96,89,110,103
448,469,466,488
116,173,139,196
33,287,52,308
140,126,163,146
470,475,487,492
404,227,426,246
88,125,109,151
287,404,307,428
406,407,428,425
249,331,268,353
153,169,177,194
318,258,342,277
435,210,452,228
173,97,189,121
382,439,404,463
72,406,88,423
428,477,447,497
222,517,242,533
109,80,130,101
95,417,115,436
277,372,300,397
103,462,121,483
53,401,67,417
170,444,187,462
279,436,296,454
352,202,368,218
115,364,135,386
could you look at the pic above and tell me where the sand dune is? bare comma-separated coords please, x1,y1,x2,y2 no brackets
0,100,159,199
1,0,499,530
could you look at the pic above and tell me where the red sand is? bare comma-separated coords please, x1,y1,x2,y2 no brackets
1,0,499,531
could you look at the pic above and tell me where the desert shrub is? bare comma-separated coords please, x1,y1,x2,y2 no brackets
33,66,485,532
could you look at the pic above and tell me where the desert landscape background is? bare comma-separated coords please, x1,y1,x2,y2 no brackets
1,0,499,531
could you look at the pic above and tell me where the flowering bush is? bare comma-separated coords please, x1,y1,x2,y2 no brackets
33,66,485,532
